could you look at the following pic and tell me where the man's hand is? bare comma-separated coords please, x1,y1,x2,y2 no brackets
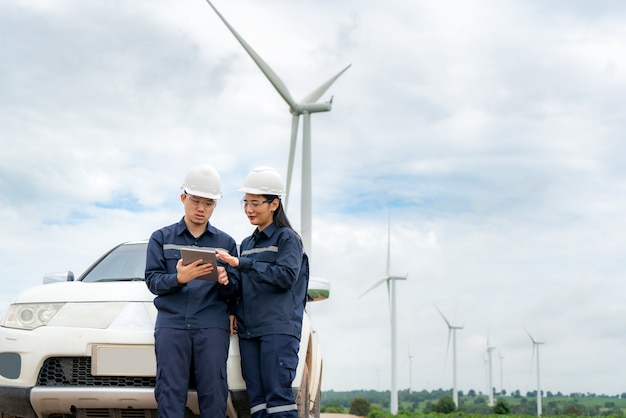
176,258,215,284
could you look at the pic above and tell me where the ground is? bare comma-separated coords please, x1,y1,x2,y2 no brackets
320,415,361,418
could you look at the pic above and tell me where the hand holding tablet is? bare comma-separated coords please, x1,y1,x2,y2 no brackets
180,247,218,281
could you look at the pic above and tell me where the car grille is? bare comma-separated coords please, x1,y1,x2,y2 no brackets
76,409,157,418
37,357,156,387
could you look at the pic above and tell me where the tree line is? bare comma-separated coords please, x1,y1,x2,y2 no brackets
321,389,626,417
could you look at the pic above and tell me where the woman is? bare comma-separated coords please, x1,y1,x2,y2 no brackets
217,166,309,418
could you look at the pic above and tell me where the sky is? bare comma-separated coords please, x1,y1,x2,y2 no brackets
2,0,626,398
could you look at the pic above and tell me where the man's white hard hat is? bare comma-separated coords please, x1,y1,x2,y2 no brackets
181,164,223,199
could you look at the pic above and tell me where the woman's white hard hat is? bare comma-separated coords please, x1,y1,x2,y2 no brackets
238,166,286,197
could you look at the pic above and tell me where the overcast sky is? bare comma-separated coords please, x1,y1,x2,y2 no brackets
2,0,626,398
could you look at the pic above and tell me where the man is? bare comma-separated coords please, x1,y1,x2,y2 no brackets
145,164,238,417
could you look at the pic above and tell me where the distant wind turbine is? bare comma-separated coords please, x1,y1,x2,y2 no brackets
204,0,351,255
359,213,407,415
526,329,545,417
434,305,463,409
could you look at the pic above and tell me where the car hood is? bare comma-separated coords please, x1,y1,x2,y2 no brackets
5,282,157,331
12,281,155,304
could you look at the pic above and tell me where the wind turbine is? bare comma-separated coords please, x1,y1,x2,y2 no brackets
526,330,545,417
204,0,351,255
434,305,463,409
359,214,407,415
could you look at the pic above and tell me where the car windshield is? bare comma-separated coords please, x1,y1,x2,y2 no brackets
80,242,147,283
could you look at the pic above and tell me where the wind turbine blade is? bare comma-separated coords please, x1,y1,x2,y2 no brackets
205,0,297,109
524,328,543,345
358,277,387,299
284,114,299,209
386,279,391,309
301,64,352,103
434,305,452,328
443,328,451,373
386,209,391,276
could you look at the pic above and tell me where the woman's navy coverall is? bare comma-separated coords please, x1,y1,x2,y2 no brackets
233,223,309,418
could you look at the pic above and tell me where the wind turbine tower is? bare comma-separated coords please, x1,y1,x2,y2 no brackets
360,215,407,415
435,306,463,409
499,351,504,394
527,330,545,417
408,348,414,393
486,342,496,407
482,354,488,396
204,0,350,255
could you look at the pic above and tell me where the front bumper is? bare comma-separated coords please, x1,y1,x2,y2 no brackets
31,387,162,416
1,386,249,418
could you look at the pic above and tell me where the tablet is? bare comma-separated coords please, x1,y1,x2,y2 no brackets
180,247,218,281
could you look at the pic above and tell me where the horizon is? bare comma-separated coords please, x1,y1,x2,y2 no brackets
321,388,626,398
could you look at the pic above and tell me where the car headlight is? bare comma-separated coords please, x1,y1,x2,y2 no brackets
1,303,65,330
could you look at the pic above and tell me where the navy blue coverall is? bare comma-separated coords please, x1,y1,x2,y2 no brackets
145,218,238,418
233,222,309,418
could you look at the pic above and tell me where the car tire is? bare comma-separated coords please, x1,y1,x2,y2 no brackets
296,364,310,418
312,384,321,418
312,366,321,418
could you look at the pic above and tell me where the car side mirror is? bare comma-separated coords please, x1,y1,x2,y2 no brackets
43,271,75,284
307,276,330,302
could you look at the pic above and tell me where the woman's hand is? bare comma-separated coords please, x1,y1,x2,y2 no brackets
217,266,229,286
229,315,238,335
216,249,239,268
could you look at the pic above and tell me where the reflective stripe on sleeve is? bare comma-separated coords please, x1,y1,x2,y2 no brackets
250,403,267,415
267,403,298,414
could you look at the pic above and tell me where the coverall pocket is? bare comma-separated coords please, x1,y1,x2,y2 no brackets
164,248,181,271
164,248,180,260
277,355,298,386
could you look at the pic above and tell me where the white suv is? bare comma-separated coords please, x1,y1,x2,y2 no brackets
0,241,328,418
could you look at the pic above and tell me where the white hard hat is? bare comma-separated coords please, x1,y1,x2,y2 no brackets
181,164,223,199
238,166,286,197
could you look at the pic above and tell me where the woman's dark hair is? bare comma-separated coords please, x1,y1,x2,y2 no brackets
264,195,294,230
